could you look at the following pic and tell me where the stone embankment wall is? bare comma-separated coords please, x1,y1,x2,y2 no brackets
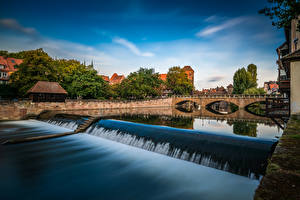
0,98,173,120
254,115,300,200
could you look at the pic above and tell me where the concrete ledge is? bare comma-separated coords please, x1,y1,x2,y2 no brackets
254,115,300,200
2,131,76,145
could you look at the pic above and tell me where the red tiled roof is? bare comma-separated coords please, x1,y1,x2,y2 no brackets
100,75,109,82
110,73,125,85
0,56,8,66
7,57,23,71
27,81,68,94
159,74,167,81
0,56,23,72
182,66,194,72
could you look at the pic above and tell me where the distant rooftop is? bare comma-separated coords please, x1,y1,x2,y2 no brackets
27,81,67,94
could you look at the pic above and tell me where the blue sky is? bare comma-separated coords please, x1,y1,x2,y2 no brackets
0,0,284,89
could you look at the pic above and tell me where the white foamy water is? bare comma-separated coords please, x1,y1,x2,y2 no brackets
45,119,79,130
86,126,230,172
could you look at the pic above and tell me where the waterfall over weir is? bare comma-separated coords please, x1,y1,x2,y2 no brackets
44,118,83,130
85,119,278,179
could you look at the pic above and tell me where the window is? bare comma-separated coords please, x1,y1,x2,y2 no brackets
294,38,298,50
0,72,7,78
0,65,5,69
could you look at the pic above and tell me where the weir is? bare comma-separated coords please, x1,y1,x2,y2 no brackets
84,119,278,179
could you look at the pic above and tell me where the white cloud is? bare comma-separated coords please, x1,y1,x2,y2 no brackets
0,18,37,36
204,15,218,22
196,17,245,37
0,17,281,90
113,37,154,57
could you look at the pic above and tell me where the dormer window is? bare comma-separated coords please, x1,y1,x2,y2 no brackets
0,65,5,69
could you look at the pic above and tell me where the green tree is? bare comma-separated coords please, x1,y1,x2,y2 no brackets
247,64,257,88
166,66,193,95
243,87,266,95
259,0,300,30
233,64,259,94
117,68,162,99
233,68,252,94
65,68,109,99
10,49,58,96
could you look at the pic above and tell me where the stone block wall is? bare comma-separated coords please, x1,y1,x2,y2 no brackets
0,98,173,120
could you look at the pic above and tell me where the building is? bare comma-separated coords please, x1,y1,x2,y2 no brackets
264,81,279,94
98,74,125,85
99,75,110,82
27,81,68,102
0,56,23,84
276,16,300,114
159,74,167,81
227,84,233,94
182,66,194,86
158,66,194,86
199,84,232,95
109,73,125,85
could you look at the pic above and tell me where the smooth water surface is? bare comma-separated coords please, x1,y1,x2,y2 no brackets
0,120,259,200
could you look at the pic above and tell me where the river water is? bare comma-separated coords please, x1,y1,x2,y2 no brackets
0,108,283,200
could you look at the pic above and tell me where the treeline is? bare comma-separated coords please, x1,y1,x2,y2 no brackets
0,49,193,99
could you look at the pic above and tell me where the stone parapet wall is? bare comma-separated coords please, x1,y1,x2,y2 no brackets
0,98,173,121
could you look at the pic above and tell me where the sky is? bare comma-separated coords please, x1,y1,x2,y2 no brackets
0,0,285,90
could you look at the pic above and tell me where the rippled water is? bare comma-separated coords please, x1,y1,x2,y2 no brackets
0,120,260,200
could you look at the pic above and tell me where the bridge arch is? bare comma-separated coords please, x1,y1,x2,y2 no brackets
205,100,239,115
244,101,266,117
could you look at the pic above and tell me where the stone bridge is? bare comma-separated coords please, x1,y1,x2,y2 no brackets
0,95,282,121
172,94,282,109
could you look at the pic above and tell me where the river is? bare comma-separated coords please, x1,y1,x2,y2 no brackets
0,107,283,200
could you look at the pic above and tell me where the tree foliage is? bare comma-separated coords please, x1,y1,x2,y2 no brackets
247,64,257,88
166,66,193,95
65,68,109,99
8,49,109,99
259,0,300,30
0,84,17,99
10,49,58,96
116,68,163,99
233,64,258,94
243,87,266,95
3,49,199,100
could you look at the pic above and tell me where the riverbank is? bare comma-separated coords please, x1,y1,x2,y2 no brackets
254,115,300,200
